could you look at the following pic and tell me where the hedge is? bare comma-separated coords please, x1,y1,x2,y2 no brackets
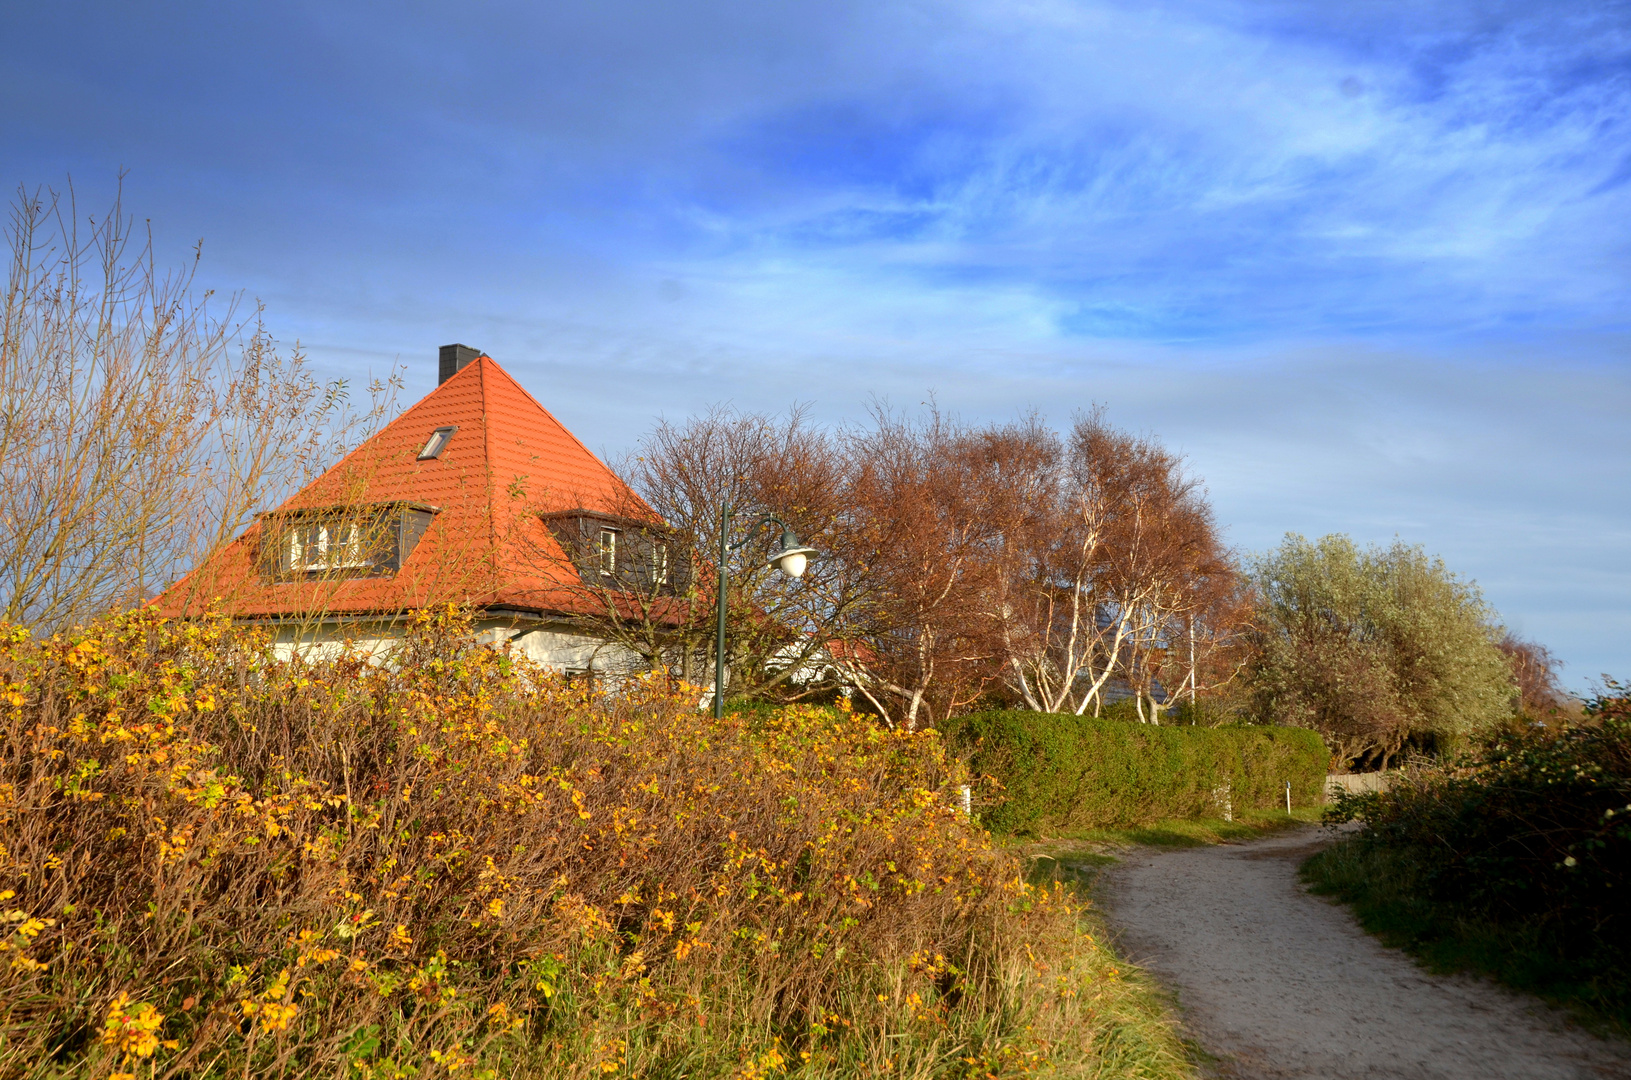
937,710,1329,836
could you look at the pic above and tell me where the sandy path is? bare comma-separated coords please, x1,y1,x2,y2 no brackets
1096,826,1631,1080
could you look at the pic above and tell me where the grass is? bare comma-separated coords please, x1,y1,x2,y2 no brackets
1017,806,1322,858
1302,836,1631,1039
1018,856,1199,1080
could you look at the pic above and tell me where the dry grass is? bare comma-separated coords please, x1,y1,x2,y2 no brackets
0,607,1186,1079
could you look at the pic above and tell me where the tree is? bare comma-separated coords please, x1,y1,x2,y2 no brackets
833,409,1052,729
1497,632,1574,718
1247,534,1514,768
607,400,1246,729
994,411,1246,721
588,404,869,702
0,180,395,632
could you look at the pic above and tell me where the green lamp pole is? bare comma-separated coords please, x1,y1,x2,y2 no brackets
712,501,819,719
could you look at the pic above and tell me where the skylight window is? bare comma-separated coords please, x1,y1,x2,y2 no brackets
418,425,458,460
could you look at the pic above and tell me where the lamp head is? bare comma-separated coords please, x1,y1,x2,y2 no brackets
768,527,819,579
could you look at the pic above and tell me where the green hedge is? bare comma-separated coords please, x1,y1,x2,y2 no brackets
938,710,1328,836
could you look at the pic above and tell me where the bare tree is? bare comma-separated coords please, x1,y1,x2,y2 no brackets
995,410,1129,714
603,399,1243,728
0,180,398,632
555,405,869,702
1145,570,1258,720
993,411,1243,721
830,408,1051,729
1498,632,1574,718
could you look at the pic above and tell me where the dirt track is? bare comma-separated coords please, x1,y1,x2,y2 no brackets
1097,826,1631,1080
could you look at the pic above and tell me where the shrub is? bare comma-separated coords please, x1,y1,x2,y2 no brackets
0,607,1157,1078
1315,684,1631,1025
938,710,1328,836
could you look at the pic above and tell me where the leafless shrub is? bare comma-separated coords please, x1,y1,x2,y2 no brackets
0,178,398,631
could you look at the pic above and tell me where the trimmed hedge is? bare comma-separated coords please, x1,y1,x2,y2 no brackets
938,710,1329,836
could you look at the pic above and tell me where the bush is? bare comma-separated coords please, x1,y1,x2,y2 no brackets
0,608,1172,1079
1313,684,1631,1027
938,710,1328,836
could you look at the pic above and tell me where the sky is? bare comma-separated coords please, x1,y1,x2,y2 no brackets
3,0,1628,688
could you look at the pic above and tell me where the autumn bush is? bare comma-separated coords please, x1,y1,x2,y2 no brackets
939,710,1327,837
0,608,1166,1079
1308,685,1631,1028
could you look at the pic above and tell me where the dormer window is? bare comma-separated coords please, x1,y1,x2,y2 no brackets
259,502,438,582
418,426,458,460
540,509,688,594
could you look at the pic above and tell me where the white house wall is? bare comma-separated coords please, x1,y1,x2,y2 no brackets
489,621,645,676
262,616,645,676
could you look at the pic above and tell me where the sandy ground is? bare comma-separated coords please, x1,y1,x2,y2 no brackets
1096,826,1631,1080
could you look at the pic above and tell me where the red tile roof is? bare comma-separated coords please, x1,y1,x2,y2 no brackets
161,356,657,620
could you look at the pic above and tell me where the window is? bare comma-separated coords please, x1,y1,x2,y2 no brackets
538,510,687,594
418,425,458,460
259,503,438,582
285,521,369,573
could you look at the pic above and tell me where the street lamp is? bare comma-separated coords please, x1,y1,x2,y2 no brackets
712,502,819,719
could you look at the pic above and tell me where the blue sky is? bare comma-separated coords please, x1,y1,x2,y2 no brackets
4,0,1629,687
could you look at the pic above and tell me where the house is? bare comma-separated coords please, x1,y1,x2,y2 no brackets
160,344,681,676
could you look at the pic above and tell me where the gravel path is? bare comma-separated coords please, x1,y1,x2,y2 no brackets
1096,826,1631,1080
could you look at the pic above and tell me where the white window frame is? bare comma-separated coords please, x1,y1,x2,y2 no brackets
285,520,371,573
597,528,618,576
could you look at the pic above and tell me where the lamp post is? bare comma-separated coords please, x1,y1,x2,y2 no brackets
712,501,818,719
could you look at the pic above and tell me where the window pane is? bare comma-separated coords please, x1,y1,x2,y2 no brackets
418,426,458,460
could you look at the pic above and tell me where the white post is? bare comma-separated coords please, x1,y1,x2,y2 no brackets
958,784,972,816
1188,614,1197,707
1285,779,1292,814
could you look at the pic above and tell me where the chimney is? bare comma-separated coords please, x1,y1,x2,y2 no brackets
438,343,485,385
